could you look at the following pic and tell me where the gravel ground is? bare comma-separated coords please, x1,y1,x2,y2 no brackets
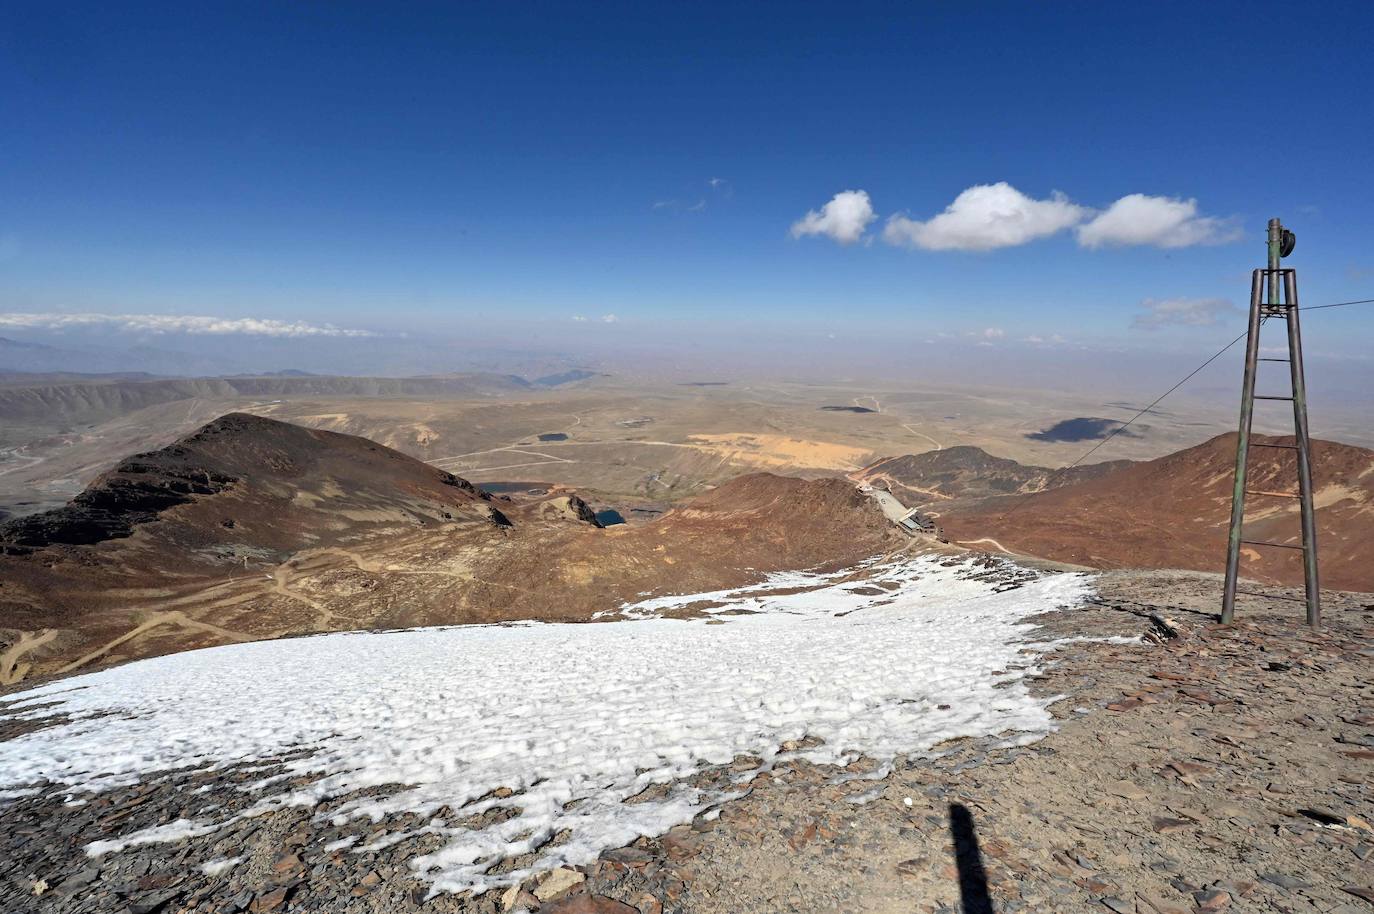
2,567,1371,914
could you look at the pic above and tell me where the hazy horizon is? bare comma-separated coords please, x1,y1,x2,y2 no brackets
3,2,1372,423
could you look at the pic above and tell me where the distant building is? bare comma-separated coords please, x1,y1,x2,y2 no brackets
897,508,936,536
858,484,942,539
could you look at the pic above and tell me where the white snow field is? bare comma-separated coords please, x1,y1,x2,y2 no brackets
0,556,1091,895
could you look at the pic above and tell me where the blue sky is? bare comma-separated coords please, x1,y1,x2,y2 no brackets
2,1,1373,363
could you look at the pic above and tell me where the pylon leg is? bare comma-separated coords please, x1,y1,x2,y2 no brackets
1284,271,1321,626
1221,271,1265,624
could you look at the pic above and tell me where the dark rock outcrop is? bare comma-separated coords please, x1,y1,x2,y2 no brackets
1,462,236,551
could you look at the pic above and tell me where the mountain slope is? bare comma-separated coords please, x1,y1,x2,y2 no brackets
856,446,1133,505
0,412,510,556
0,415,897,681
942,433,1374,591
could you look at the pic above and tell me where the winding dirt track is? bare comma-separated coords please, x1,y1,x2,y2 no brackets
900,423,943,452
956,537,1016,555
0,629,57,685
55,612,252,676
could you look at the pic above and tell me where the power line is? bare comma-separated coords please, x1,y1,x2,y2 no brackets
998,293,1374,519
1299,296,1374,312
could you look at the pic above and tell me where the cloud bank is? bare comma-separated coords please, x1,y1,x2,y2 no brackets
1132,297,1241,329
0,313,376,337
789,190,876,245
793,184,1240,252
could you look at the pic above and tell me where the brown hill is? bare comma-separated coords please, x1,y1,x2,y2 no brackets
942,433,1374,591
857,446,1133,505
0,415,897,683
0,412,513,556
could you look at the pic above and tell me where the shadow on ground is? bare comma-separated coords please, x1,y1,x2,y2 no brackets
949,802,995,914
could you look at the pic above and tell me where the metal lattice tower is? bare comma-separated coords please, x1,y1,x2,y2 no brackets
1221,217,1320,626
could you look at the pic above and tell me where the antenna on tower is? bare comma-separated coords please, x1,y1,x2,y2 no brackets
1220,217,1320,626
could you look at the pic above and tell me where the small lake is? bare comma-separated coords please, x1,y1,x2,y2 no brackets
478,482,549,495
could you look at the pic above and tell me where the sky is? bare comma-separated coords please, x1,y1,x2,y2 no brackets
2,1,1373,385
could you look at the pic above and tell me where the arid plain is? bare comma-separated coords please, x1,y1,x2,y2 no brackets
5,371,1346,524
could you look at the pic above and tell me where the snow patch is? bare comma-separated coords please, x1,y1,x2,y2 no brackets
200,856,243,877
0,556,1090,895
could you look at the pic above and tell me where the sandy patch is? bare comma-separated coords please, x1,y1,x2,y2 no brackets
687,434,872,471
1313,482,1364,508
294,413,352,426
408,423,441,447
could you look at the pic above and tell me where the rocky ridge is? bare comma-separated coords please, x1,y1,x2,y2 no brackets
856,446,1133,507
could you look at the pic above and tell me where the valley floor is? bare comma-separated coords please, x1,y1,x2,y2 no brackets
0,566,1371,914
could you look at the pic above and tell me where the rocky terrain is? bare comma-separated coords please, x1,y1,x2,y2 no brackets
3,412,1373,914
2,565,1369,914
856,446,1133,507
942,433,1374,592
0,414,897,682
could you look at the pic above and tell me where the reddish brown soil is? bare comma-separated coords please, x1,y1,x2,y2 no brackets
0,415,898,681
857,446,1133,504
943,433,1374,591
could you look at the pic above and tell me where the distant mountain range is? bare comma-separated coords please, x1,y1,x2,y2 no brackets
0,335,232,376
0,331,596,380
0,373,533,426
0,369,603,429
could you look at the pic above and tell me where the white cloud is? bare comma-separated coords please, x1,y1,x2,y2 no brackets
707,177,727,189
790,190,877,245
687,199,706,212
1077,194,1241,248
572,315,589,322
0,312,375,337
600,314,619,323
982,327,1005,339
1132,297,1240,329
1024,334,1045,344
797,183,1239,253
882,183,1087,251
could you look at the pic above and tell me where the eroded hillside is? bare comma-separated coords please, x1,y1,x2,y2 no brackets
856,446,1133,506
942,433,1374,591
0,414,898,683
